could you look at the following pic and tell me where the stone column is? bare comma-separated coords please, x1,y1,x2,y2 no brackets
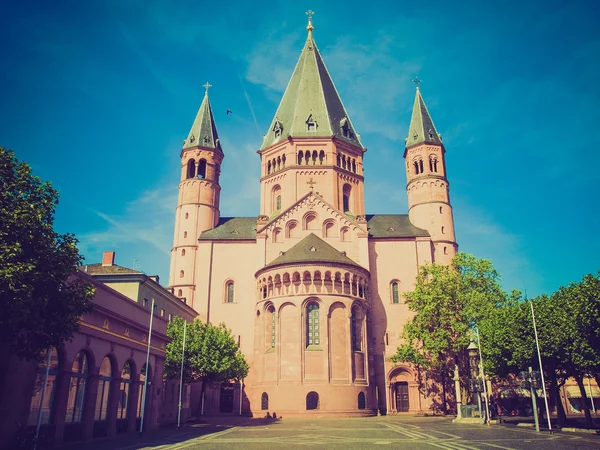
82,374,99,441
51,371,72,446
453,365,462,418
106,377,121,437
127,381,140,433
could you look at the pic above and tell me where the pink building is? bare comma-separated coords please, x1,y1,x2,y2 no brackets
169,16,458,417
0,263,196,448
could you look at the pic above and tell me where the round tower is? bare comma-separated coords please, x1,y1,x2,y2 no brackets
169,84,223,303
404,85,457,264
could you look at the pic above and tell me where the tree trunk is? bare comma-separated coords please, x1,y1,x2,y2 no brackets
196,379,207,417
575,374,593,429
549,374,567,427
441,367,448,414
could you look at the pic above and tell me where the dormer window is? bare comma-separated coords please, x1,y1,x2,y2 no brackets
203,134,210,144
189,134,196,143
428,128,434,139
273,119,283,138
340,116,353,139
306,114,317,132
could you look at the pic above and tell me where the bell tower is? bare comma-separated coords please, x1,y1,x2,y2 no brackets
169,83,223,302
404,82,457,264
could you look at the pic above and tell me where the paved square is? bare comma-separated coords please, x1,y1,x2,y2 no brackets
85,416,600,450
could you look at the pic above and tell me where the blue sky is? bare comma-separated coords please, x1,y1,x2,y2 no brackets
2,0,599,296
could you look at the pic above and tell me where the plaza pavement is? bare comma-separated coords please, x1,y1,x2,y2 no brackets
65,416,600,450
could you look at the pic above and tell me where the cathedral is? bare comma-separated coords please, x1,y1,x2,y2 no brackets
168,15,458,416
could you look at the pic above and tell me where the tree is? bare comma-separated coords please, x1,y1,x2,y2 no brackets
391,252,506,411
0,147,94,361
165,318,249,414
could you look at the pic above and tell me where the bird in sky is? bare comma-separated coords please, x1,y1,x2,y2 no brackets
226,109,233,115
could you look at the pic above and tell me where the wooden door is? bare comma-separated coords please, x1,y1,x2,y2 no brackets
219,384,234,413
395,382,409,412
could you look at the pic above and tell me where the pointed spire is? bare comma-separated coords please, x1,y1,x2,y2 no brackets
260,12,362,150
406,82,442,148
183,83,222,151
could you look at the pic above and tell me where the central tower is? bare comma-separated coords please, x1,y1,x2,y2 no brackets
258,13,366,221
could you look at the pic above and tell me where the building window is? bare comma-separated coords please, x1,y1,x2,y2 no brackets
261,392,269,410
358,392,366,410
306,114,317,131
304,212,317,230
441,226,445,234
444,246,448,255
161,308,165,317
177,289,182,297
306,303,320,346
184,231,187,238
272,185,282,212
266,305,276,349
343,184,352,213
351,308,360,351
181,249,186,256
168,313,173,322
226,281,234,303
413,161,419,174
117,360,133,420
144,298,149,308
419,159,424,173
439,206,443,214
186,159,195,179
306,391,319,410
65,351,89,423
27,348,59,425
198,159,207,179
298,151,303,165
180,270,184,278
95,357,112,421
319,150,325,165
392,282,399,304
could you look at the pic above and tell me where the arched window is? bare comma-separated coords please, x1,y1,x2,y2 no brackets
261,392,269,410
272,228,282,243
65,351,89,423
180,270,184,278
272,185,282,212
306,391,319,410
323,220,335,238
27,347,59,425
434,159,438,172
184,231,187,238
185,213,189,219
282,154,286,168
312,150,318,165
277,156,281,171
442,226,445,234
95,357,112,421
286,221,298,238
444,246,448,255
298,151,303,165
336,154,341,166
413,161,419,175
419,159,424,173
117,361,134,420
304,213,317,230
343,184,352,213
429,157,434,172
266,305,275,349
181,249,185,256
342,155,347,170
439,206,443,214
358,392,366,410
319,150,325,165
392,282,399,304
186,159,195,179
340,227,350,242
305,152,310,165
351,308,360,351
306,303,320,346
198,159,207,179
267,160,272,174
352,159,356,173
177,289,183,297
226,281,234,303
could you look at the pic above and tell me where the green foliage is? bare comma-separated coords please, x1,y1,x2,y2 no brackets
0,147,94,360
164,317,249,385
391,252,505,370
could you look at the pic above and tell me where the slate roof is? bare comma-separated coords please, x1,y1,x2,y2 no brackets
198,217,257,240
260,24,363,150
405,87,442,149
182,90,222,151
81,264,142,275
265,233,362,269
366,214,430,238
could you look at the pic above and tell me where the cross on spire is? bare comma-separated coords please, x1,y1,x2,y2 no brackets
412,77,421,88
203,82,212,94
307,177,316,191
306,10,314,32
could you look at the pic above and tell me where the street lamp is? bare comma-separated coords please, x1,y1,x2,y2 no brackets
468,341,484,422
518,367,542,432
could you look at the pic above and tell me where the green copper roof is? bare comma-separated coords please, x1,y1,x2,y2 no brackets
366,214,430,238
260,28,363,150
406,87,442,148
183,90,222,151
199,217,256,240
265,233,361,268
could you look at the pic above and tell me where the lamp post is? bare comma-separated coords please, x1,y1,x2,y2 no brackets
467,342,483,421
519,367,542,432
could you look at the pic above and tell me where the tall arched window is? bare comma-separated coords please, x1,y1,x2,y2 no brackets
429,157,434,172
186,159,195,179
392,282,400,304
351,308,362,351
267,160,272,174
226,281,234,303
118,361,133,420
343,184,352,213
272,185,282,212
306,303,320,346
306,391,319,410
298,151,303,165
319,150,325,165
419,159,424,173
27,348,59,425
95,357,112,420
336,154,341,166
198,159,207,179
65,351,89,423
261,392,269,410
304,213,317,230
413,161,419,175
352,159,356,173
266,305,275,350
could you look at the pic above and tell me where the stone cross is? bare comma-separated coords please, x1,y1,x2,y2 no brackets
203,82,212,94
307,177,316,191
412,77,421,87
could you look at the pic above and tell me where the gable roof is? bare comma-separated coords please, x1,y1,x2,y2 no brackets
405,87,443,150
198,217,257,240
182,90,222,152
264,233,362,269
260,26,362,150
366,214,430,238
81,263,142,275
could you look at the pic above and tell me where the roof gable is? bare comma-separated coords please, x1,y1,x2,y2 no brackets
366,214,430,238
199,217,257,240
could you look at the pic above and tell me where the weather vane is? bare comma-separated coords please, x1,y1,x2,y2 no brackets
412,77,421,87
306,10,314,31
203,82,212,94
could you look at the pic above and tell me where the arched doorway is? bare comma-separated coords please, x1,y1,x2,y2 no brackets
388,367,416,413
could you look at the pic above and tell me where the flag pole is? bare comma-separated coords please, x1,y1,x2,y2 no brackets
33,347,52,450
177,320,187,428
140,299,155,435
529,297,552,430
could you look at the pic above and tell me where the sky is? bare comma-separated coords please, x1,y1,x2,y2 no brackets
1,0,599,297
